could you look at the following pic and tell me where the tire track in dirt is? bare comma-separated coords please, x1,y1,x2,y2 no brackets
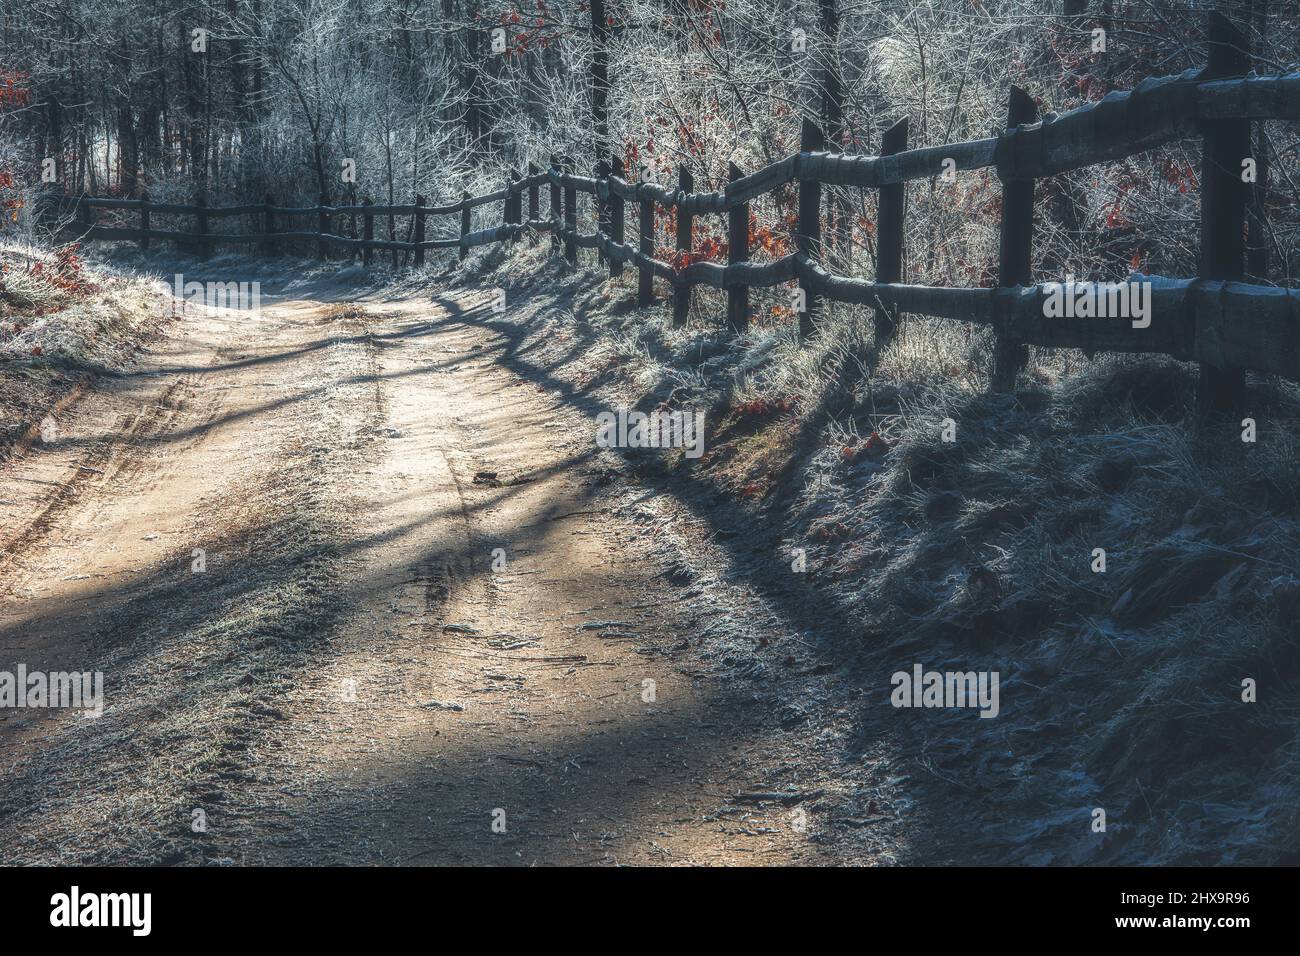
0,299,342,863
0,373,202,590
193,291,848,865
1,274,883,865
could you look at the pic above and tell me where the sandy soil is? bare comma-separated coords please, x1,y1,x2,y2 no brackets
0,266,923,865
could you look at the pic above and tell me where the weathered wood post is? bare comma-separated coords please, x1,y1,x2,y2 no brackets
637,170,654,305
796,118,824,340
820,0,847,270
76,193,91,239
610,156,626,277
991,86,1037,392
362,197,374,268
414,194,426,267
348,186,359,261
33,189,54,238
549,154,562,254
564,156,578,266
1246,142,1269,280
195,192,210,260
875,116,909,348
50,190,64,236
516,170,526,234
595,159,609,267
1198,9,1250,417
673,166,694,326
33,189,53,236
528,161,540,232
1246,0,1270,280
459,190,471,261
139,191,151,252
726,162,749,333
263,193,277,257
1246,0,1270,282
317,194,329,260
505,169,519,243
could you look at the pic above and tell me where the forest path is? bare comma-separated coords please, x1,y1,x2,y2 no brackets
0,268,855,865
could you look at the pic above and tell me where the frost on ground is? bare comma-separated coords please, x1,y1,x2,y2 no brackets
0,241,166,459
429,238,1300,865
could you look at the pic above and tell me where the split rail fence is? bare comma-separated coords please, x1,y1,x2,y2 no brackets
60,11,1300,412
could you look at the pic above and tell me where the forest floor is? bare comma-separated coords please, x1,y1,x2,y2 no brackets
0,257,930,865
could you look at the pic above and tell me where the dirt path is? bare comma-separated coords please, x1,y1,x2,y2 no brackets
0,268,900,865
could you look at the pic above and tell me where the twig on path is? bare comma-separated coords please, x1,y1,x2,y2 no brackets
729,789,825,806
400,847,442,864
547,509,609,522
492,754,544,768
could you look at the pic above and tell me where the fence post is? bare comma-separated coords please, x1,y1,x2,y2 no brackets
31,189,51,237
1198,9,1250,417
139,191,150,252
414,194,426,267
610,156,626,277
564,156,578,266
348,186,359,262
991,86,1037,392
673,166,694,326
796,119,824,340
595,159,609,267
317,194,328,260
1246,139,1269,281
76,193,91,238
1246,0,1269,283
637,170,654,305
727,162,750,333
49,190,63,236
528,161,540,233
505,169,518,243
516,170,525,233
34,189,54,236
195,192,210,260
460,190,471,261
262,194,276,257
362,197,374,267
549,153,561,254
875,116,909,348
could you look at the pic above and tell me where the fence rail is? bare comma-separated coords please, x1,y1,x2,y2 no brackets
59,10,1300,410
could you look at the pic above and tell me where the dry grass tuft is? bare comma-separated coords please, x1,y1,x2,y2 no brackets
0,240,166,458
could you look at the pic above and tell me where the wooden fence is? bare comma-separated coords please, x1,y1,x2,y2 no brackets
60,11,1300,413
